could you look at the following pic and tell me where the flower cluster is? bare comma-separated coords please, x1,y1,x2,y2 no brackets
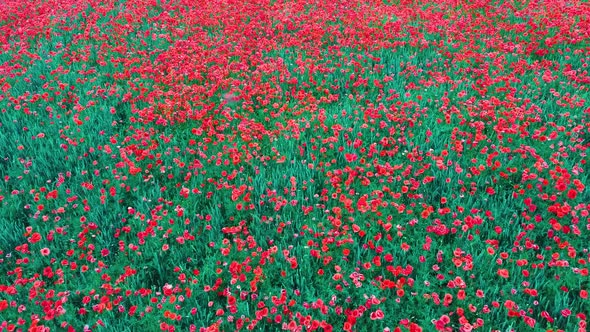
0,0,588,331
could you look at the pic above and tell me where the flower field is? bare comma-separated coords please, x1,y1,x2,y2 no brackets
1,0,589,330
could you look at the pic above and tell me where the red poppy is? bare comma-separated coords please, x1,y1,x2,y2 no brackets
567,189,578,199
46,190,58,199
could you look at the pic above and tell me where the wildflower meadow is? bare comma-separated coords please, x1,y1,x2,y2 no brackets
0,0,589,331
